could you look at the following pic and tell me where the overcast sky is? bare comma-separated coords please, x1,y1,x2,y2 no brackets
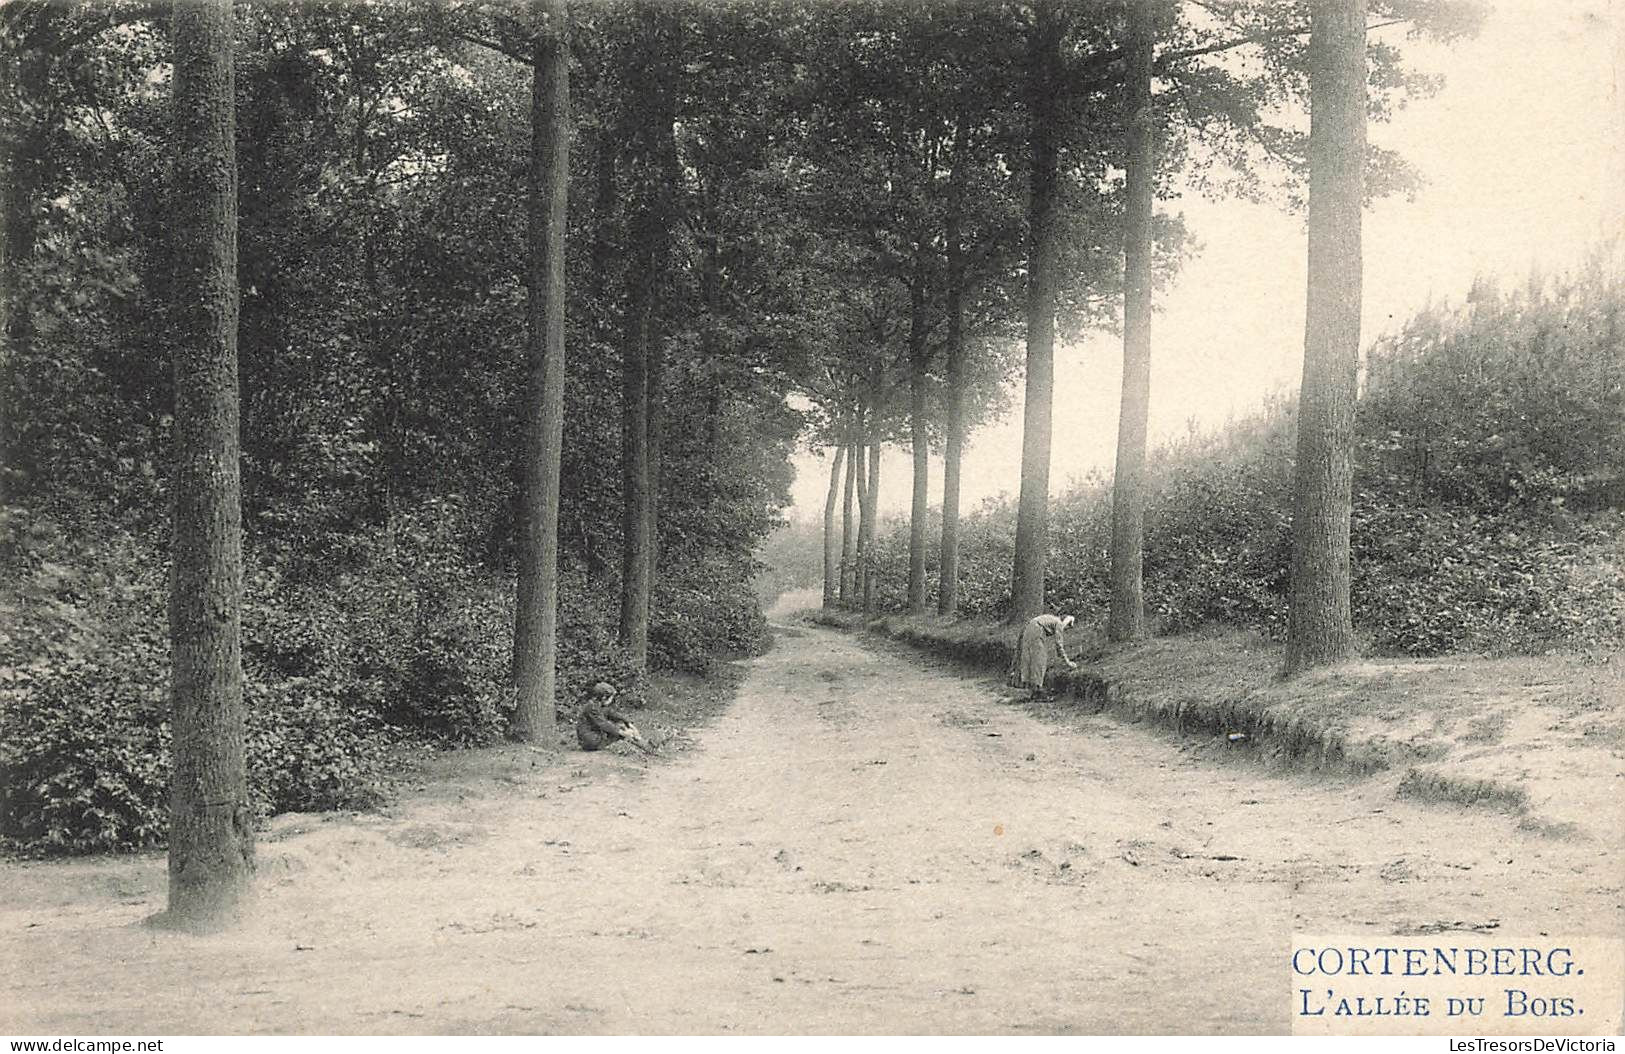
783,0,1625,523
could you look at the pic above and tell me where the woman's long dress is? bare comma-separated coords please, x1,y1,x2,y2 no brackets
1011,614,1066,690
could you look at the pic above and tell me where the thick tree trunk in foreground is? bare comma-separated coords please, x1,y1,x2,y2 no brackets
906,243,931,615
862,439,881,613
822,443,846,608
1009,0,1063,622
939,110,970,617
1107,0,1156,644
511,0,570,742
1285,0,1366,675
165,0,251,932
840,436,859,604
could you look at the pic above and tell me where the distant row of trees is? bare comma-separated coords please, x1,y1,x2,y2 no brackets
855,244,1625,654
807,0,1479,680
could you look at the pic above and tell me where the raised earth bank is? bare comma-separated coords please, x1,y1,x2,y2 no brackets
807,608,1623,846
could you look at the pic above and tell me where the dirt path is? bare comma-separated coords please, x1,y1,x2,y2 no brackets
3,621,1620,1034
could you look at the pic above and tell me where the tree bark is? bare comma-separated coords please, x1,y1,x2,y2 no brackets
1285,0,1366,675
939,109,970,617
841,433,861,604
1009,0,1063,623
821,442,847,608
616,9,678,670
851,435,870,607
646,327,665,584
1107,0,1157,643
906,239,931,615
511,0,570,742
645,70,680,589
700,234,724,460
618,278,653,668
165,0,251,932
862,438,881,613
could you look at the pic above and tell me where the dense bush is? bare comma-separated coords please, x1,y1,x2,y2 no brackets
0,485,784,853
653,559,772,672
865,251,1625,657
245,677,392,817
0,512,171,852
0,512,398,851
0,653,171,854
1362,263,1624,512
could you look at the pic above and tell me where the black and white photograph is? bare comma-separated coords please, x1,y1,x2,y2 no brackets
0,0,1621,1039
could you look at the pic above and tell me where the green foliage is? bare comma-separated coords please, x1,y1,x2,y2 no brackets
1351,503,1625,656
0,510,170,853
1362,257,1625,511
0,652,170,854
653,559,772,672
245,676,391,818
556,574,651,709
0,511,400,852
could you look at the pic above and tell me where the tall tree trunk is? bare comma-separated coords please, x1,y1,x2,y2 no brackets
617,9,678,670
852,435,871,606
645,71,680,590
840,434,860,604
577,122,616,591
511,0,570,742
906,240,931,614
939,109,970,617
618,281,653,668
165,0,251,932
1108,0,1157,643
646,331,665,582
862,439,881,613
822,441,847,608
1285,0,1366,675
1009,0,1063,622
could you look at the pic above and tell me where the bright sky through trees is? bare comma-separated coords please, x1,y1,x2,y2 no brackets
787,0,1624,521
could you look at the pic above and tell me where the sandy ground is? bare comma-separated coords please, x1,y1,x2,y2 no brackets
2,617,1620,1035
